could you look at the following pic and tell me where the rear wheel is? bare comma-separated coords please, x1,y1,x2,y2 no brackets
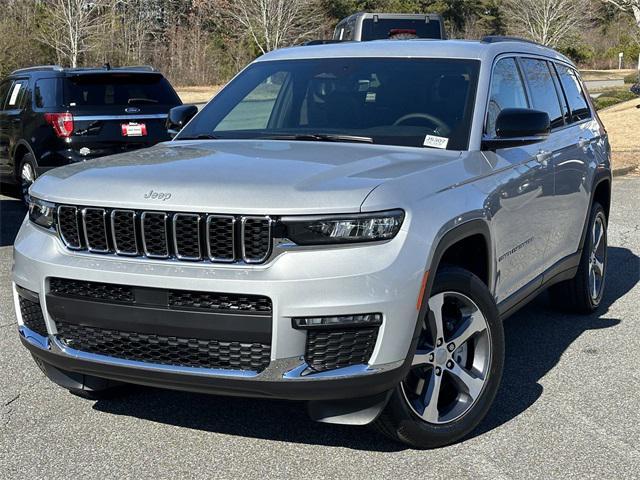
550,202,607,313
374,267,504,449
18,154,37,204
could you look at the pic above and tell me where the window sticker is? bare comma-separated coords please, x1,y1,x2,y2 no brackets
8,83,22,106
423,134,449,149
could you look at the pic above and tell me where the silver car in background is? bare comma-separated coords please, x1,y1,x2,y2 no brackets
14,37,611,448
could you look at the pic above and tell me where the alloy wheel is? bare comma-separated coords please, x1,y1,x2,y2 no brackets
401,291,492,424
588,213,606,302
20,162,35,203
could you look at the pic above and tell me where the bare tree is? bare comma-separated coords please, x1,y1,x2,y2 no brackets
603,1,640,27
503,0,591,48
37,0,107,67
218,0,325,54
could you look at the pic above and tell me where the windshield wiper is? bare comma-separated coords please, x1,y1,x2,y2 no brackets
260,133,373,144
128,98,159,104
177,134,218,140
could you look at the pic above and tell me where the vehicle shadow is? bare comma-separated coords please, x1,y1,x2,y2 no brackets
0,186,26,247
92,246,637,450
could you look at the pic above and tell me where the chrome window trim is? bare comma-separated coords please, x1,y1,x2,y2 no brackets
81,207,110,253
140,211,170,259
110,209,138,256
73,114,168,121
206,214,236,263
57,205,83,250
173,213,202,261
241,216,273,264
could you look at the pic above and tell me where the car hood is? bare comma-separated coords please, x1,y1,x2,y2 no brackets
31,140,460,214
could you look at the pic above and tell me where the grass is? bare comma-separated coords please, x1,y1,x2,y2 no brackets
593,88,638,110
599,97,640,173
175,85,223,104
580,69,636,81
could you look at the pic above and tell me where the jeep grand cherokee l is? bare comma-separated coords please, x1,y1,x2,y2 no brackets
13,37,611,448
0,65,181,202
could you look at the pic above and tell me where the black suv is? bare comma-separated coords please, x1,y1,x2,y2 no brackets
0,65,182,201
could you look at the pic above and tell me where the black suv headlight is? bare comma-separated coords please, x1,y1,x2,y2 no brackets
280,209,404,245
28,197,56,231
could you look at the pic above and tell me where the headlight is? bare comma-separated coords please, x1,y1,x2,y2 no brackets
281,209,404,245
28,197,56,231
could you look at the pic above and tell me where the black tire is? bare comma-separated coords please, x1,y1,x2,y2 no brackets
374,266,504,449
17,153,37,204
549,202,607,313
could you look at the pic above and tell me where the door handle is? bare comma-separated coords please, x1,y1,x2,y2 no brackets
536,149,551,165
578,137,590,149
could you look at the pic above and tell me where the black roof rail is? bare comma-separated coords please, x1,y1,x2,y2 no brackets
481,35,545,47
10,65,63,75
112,65,155,72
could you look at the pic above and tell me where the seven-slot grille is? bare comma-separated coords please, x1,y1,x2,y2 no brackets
56,206,272,264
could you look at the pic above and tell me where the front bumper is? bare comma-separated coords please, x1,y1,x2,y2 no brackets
13,218,426,400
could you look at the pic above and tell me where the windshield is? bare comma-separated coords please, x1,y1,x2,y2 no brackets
65,73,181,108
177,58,480,150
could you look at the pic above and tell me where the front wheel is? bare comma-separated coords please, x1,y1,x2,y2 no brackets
18,154,37,204
374,267,504,449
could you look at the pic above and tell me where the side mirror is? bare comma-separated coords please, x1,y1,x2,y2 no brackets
166,105,198,138
482,108,550,150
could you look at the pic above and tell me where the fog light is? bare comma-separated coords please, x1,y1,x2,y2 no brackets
292,313,382,330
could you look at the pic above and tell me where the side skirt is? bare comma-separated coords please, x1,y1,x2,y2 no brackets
498,252,580,321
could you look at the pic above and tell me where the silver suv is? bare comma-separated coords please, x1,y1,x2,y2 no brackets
13,37,611,448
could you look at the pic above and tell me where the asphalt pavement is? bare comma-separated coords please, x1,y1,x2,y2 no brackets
0,177,639,479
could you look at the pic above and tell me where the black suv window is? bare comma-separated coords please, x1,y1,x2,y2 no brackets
34,78,60,108
360,18,442,40
6,80,28,109
555,64,591,122
486,57,529,136
519,58,564,129
0,80,11,110
64,73,180,107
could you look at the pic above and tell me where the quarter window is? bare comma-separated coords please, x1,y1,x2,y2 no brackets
486,58,528,137
555,64,591,122
34,78,59,108
519,58,564,129
7,80,28,108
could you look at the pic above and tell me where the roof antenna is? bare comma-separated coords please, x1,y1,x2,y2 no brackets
103,62,111,70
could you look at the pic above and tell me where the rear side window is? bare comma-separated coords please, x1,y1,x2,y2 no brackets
64,73,180,107
7,80,28,109
555,64,591,122
486,57,529,136
519,58,564,129
34,78,60,108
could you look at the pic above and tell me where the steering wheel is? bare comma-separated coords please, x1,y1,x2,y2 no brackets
392,113,450,135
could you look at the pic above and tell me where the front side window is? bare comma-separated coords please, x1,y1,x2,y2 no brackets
179,58,480,150
485,57,528,137
555,64,591,122
519,58,564,129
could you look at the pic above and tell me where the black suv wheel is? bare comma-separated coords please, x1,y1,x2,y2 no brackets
18,153,37,204
374,266,504,448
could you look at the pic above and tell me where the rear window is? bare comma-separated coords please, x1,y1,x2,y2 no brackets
64,73,180,107
555,64,591,122
361,18,442,40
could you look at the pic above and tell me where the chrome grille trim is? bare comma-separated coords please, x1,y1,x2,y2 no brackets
81,208,109,253
140,211,169,259
206,214,236,263
57,206,83,250
173,213,202,261
241,216,273,264
110,209,138,256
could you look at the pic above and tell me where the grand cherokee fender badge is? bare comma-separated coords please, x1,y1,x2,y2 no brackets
144,190,172,201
